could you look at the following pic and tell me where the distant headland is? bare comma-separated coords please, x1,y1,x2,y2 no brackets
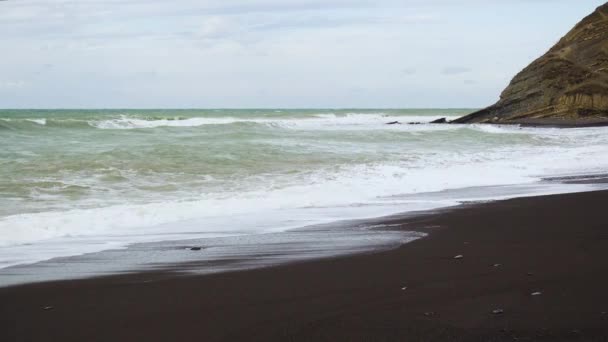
454,3,608,126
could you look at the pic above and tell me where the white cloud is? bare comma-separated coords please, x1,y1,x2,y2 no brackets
0,0,605,107
442,66,472,75
0,81,27,90
196,16,236,39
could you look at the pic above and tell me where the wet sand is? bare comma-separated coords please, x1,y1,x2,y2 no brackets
2,190,608,341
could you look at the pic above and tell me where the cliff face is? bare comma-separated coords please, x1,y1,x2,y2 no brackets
454,3,608,125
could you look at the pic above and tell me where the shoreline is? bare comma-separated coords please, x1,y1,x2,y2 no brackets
2,190,608,341
0,178,603,288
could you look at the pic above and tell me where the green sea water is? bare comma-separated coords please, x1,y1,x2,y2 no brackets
0,108,475,217
2,108,608,269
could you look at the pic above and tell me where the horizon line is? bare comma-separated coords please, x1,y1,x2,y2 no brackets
0,107,480,111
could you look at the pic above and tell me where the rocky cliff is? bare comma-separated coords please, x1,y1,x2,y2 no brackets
454,3,608,125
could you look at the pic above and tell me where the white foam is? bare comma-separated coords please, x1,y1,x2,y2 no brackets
3,118,608,269
89,113,460,130
90,116,240,129
3,126,608,268
25,118,47,125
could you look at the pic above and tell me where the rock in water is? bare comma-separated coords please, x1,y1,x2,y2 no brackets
430,117,447,124
453,3,608,126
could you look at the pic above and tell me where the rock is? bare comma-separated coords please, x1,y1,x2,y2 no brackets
453,4,608,126
407,122,422,125
493,263,502,267
423,311,435,317
386,121,401,125
527,272,534,276
190,247,202,251
492,308,504,315
531,291,542,296
42,306,53,310
430,117,447,124
453,254,464,259
401,286,408,291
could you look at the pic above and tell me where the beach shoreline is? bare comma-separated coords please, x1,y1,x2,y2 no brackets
0,177,602,288
2,190,608,341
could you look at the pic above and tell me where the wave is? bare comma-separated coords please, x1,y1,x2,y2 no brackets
0,161,493,249
1,113,462,131
89,116,242,129
2,120,608,268
0,118,90,130
89,113,460,130
3,134,608,249
25,118,47,125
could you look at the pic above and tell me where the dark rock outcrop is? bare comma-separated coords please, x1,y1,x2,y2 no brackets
454,3,608,125
430,117,447,124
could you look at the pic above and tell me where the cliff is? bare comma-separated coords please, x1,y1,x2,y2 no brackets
453,3,608,125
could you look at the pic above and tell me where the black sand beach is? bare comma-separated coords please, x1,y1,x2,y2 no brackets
2,190,608,341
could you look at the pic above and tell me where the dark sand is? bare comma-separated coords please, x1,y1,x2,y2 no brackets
2,190,608,341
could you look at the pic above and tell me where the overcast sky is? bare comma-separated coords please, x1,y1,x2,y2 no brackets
0,0,605,108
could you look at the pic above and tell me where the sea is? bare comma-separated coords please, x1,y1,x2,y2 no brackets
2,109,608,285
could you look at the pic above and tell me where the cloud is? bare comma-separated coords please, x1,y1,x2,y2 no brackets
402,68,417,75
0,0,605,108
195,16,238,39
0,80,26,90
441,66,472,75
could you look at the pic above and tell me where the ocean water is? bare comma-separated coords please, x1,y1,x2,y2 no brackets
2,108,608,270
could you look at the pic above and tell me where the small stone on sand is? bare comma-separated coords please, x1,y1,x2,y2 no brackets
43,306,53,310
453,254,464,259
493,263,502,267
531,291,542,296
401,286,407,291
492,309,504,315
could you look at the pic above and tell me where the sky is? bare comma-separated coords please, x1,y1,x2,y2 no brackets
0,0,605,108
